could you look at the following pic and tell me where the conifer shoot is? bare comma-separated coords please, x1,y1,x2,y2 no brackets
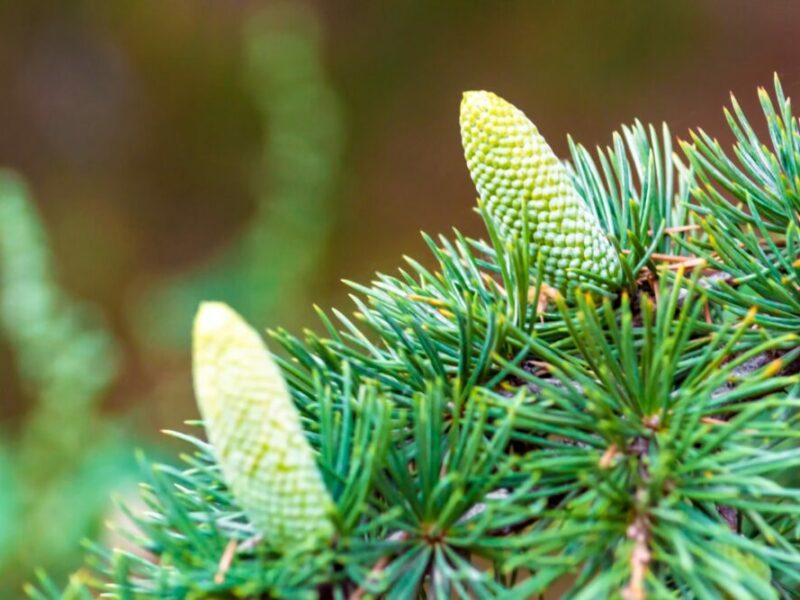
192,302,334,547
460,90,622,293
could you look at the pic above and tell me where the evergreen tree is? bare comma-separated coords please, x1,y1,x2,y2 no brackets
32,76,800,599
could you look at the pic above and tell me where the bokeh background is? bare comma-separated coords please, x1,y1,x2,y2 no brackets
1,0,800,592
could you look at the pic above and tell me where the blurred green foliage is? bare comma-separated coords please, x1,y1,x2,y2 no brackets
0,3,344,593
0,172,139,593
135,2,343,349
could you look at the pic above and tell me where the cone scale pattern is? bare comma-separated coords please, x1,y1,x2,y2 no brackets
192,302,334,547
460,91,621,293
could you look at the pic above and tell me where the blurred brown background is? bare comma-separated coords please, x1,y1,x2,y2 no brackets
0,0,799,588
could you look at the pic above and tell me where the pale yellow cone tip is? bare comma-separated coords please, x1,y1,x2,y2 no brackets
194,301,238,333
461,90,514,111
462,90,506,102
462,90,498,115
462,90,491,104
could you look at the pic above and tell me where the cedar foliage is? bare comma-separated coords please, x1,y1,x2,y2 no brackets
33,76,800,599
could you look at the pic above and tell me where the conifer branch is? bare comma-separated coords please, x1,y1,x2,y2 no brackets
30,76,800,599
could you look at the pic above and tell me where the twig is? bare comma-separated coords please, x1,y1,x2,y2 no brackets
622,251,695,263
214,539,239,584
599,443,620,469
622,511,652,600
661,224,702,234
528,283,560,320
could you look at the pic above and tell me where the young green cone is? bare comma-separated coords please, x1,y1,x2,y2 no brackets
460,90,621,293
192,302,334,547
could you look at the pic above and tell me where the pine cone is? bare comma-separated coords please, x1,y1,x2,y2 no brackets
192,302,334,547
460,90,622,294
